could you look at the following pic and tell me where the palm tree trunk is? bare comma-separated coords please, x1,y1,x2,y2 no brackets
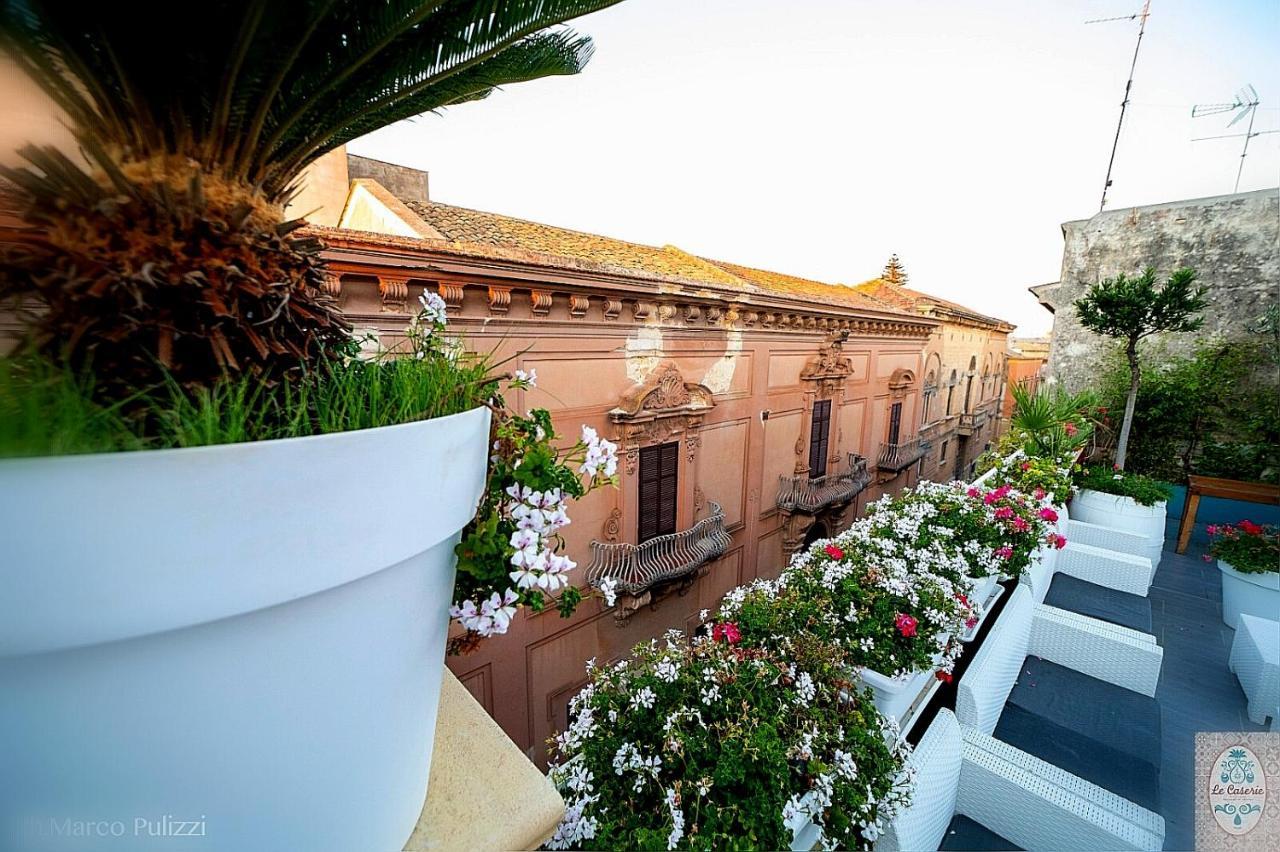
1116,339,1140,470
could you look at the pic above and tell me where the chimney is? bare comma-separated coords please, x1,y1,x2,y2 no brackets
346,154,429,205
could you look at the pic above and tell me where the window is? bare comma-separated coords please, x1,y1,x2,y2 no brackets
808,399,832,477
940,439,949,462
638,442,679,542
887,401,902,445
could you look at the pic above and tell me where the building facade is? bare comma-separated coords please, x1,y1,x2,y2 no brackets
855,259,1013,483
1001,336,1050,424
1030,188,1279,392
308,171,949,761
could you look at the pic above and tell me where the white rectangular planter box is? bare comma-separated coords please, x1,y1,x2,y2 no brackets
0,407,490,852
861,666,936,730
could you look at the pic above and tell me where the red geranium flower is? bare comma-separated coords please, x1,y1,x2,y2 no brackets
1039,507,1059,523
935,670,953,683
1239,520,1263,536
712,622,741,645
1033,487,1046,501
824,543,844,559
1021,461,1032,471
1053,534,1067,550
894,613,918,638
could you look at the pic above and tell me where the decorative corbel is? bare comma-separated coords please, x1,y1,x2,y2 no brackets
602,298,623,321
633,301,655,322
438,282,465,314
487,285,511,315
378,276,409,313
683,304,702,324
530,290,553,316
320,272,342,297
569,294,591,318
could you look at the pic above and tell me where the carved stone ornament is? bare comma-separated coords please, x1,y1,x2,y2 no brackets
602,298,623,321
378,277,409,313
321,272,342,297
438,281,464,314
887,367,916,400
569,294,591,318
602,507,622,542
800,337,856,398
610,362,716,462
487,285,511,314
530,290,553,315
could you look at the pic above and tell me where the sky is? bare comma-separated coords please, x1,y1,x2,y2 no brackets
350,0,1280,336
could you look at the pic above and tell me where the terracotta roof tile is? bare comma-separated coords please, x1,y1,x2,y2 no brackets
854,279,1012,328
405,199,915,316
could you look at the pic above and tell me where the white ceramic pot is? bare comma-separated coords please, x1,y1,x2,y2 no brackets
1219,559,1280,629
1070,488,1166,568
0,407,490,852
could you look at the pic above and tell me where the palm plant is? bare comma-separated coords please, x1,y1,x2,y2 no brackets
0,0,622,396
1008,381,1096,458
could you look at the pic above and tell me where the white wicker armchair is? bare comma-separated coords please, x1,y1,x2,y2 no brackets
957,586,1163,736
1022,539,1155,604
1060,504,1159,586
876,710,1165,851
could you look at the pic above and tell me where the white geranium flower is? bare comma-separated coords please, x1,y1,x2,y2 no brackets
598,577,619,608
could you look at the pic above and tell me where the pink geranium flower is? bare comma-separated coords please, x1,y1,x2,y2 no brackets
894,613,918,638
824,543,844,560
1039,507,1059,523
994,506,1014,519
1033,487,1046,501
1064,422,1078,436
1053,534,1067,550
995,545,1014,559
1012,516,1029,532
712,622,741,645
966,487,981,498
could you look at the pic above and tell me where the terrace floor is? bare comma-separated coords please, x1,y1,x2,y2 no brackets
1151,522,1270,851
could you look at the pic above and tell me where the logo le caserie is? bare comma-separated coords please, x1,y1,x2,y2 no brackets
1208,744,1266,836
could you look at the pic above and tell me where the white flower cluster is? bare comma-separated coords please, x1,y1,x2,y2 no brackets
447,589,517,638
506,484,574,594
579,425,619,480
417,291,448,327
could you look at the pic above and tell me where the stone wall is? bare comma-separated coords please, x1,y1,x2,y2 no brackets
1032,188,1279,392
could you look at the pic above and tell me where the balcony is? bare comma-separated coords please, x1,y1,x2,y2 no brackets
586,502,732,607
957,410,989,436
776,454,871,514
877,437,926,472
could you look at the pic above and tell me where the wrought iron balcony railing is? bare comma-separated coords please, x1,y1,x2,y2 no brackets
586,502,732,597
877,437,926,471
776,454,871,514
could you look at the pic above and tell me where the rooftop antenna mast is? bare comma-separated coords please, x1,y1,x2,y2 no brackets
1089,0,1152,211
1191,85,1276,192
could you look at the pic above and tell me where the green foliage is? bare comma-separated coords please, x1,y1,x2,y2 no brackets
1074,465,1173,507
1074,267,1208,342
1095,337,1280,483
0,346,497,458
1208,522,1279,576
1074,267,1208,469
547,631,912,851
0,0,623,202
1007,382,1095,458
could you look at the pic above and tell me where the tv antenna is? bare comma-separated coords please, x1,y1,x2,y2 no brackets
1089,0,1152,211
1191,85,1277,193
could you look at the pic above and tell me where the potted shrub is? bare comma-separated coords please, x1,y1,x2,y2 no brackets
546,628,915,851
0,2,623,848
1208,522,1280,628
1071,464,1172,566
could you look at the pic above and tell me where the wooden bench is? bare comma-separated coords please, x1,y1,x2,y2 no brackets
1175,475,1280,554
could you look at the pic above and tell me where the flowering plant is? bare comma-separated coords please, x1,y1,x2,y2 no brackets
388,295,619,651
723,523,975,681
977,444,1077,507
1207,521,1280,575
547,629,914,851
864,480,1054,582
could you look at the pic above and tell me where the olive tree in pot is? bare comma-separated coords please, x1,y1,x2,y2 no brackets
1070,267,1206,558
0,2,623,849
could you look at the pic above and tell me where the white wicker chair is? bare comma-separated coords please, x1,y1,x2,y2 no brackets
1060,503,1159,586
957,586,1163,738
876,709,1164,851
1022,540,1154,604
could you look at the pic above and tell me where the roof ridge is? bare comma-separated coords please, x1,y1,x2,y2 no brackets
409,198,669,253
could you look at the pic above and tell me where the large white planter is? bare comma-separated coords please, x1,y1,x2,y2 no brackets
1071,488,1166,568
1219,559,1280,629
0,407,490,851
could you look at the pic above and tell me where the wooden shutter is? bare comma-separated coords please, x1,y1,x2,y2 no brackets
808,399,832,478
888,401,902,445
638,442,679,542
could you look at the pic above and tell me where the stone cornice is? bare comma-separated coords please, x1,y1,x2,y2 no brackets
311,227,937,338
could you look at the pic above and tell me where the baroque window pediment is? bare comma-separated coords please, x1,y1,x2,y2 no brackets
610,362,716,473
